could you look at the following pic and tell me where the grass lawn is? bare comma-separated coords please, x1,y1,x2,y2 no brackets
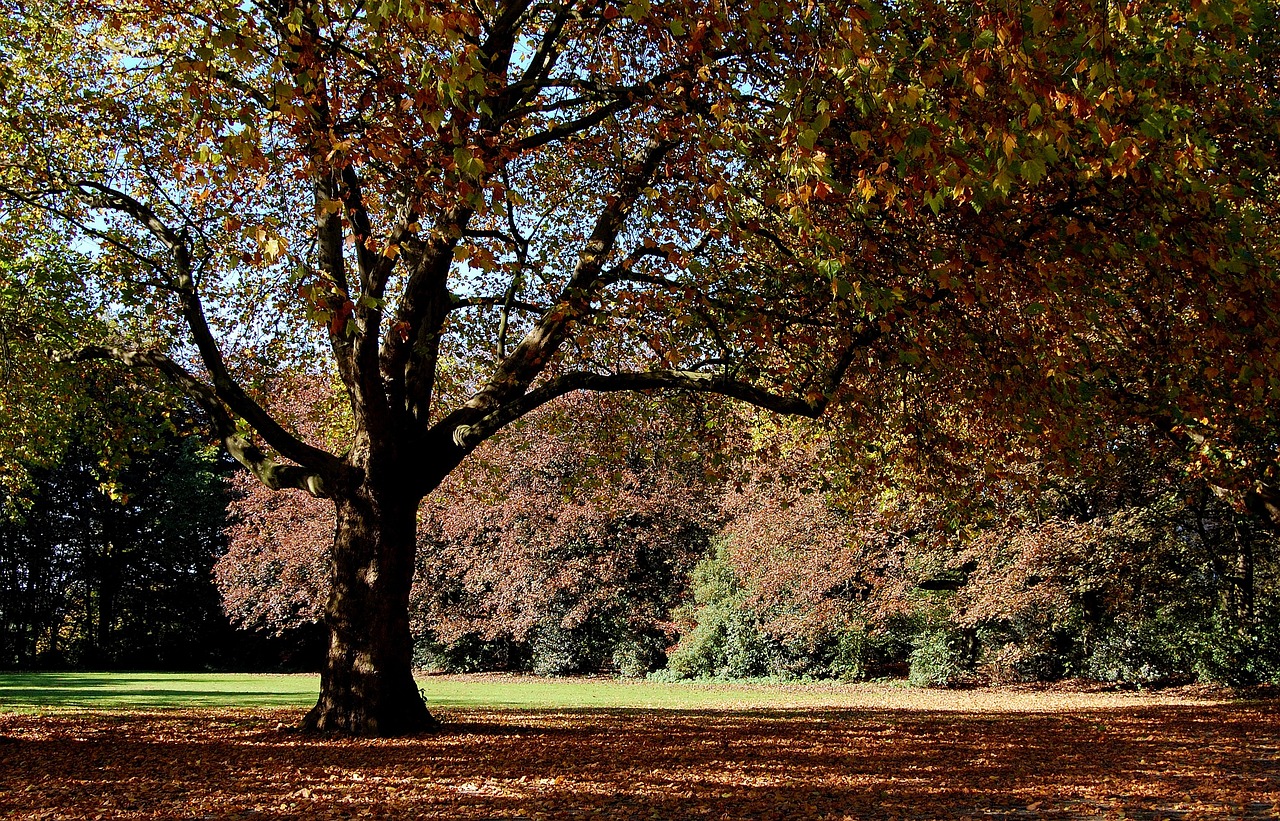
0,670,1242,713
0,671,871,711
0,671,319,710
2,671,884,712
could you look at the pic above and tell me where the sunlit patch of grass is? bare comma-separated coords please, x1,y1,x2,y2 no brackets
0,672,845,712
0,672,320,711
0,671,1236,713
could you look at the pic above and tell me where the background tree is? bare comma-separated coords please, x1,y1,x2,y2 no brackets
0,428,235,669
656,413,1280,688
954,440,1280,687
415,392,720,677
0,235,291,670
1,0,1274,734
216,374,343,634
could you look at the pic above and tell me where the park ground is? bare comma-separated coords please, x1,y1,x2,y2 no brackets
1,674,1278,820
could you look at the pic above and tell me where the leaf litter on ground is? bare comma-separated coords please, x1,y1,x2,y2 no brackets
1,681,1278,820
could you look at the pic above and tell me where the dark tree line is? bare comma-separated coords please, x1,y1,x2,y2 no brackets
0,429,317,671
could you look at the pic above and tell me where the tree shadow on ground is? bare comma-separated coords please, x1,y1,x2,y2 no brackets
1,704,1277,819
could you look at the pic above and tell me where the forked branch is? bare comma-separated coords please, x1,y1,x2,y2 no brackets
66,181,346,479
62,345,342,496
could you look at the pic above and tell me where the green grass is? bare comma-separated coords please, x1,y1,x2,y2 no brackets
0,672,320,710
0,671,1230,716
0,672,849,713
415,675,836,710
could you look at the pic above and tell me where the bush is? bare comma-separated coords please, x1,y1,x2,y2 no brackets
1084,616,1196,685
530,621,585,676
413,634,526,673
611,634,667,678
664,616,726,679
663,609,781,679
978,641,1069,684
662,541,921,682
822,630,874,680
722,617,774,678
662,539,764,680
1192,611,1280,687
908,628,975,688
974,624,1074,683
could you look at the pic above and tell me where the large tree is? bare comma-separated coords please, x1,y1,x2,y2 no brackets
1,0,1274,734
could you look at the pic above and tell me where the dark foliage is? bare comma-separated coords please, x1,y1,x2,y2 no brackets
0,429,317,671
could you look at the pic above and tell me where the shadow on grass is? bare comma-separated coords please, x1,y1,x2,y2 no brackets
2,703,1277,820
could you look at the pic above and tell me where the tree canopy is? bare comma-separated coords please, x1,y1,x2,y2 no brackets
1,0,1276,733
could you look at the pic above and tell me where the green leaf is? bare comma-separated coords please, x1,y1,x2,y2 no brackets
1028,4,1053,34
1020,157,1047,185
623,0,650,21
906,127,932,150
1139,116,1164,140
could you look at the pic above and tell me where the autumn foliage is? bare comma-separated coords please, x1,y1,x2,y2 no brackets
211,376,1280,689
414,394,721,674
216,388,726,674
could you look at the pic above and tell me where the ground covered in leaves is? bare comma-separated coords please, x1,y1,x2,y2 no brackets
2,688,1278,819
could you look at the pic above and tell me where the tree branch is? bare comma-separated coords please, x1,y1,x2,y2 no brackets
68,181,346,478
514,69,681,150
451,295,547,313
61,345,340,497
380,205,474,423
452,347,863,451
440,138,678,425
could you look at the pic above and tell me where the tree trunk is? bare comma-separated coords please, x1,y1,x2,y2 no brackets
1235,522,1256,627
302,489,437,735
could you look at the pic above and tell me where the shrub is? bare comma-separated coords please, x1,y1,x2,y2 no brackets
722,618,763,678
908,628,975,688
531,621,585,677
663,609,781,679
1084,616,1196,685
1192,610,1280,687
413,634,526,673
974,624,1074,683
664,616,727,679
611,634,667,678
813,629,876,681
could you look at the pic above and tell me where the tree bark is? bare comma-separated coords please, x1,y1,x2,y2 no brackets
302,490,436,735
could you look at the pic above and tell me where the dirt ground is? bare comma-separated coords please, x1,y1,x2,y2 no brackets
2,692,1278,819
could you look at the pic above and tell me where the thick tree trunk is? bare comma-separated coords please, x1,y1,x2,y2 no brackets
302,490,436,735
